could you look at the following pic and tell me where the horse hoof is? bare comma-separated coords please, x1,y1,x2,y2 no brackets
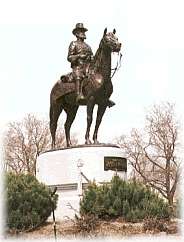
51,143,55,150
93,140,100,144
66,142,72,147
85,140,92,145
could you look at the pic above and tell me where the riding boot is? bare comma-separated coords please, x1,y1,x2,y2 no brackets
107,99,116,108
79,80,84,99
76,79,84,102
76,79,80,97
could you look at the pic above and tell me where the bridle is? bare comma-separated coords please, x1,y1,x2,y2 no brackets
111,52,122,79
92,37,122,78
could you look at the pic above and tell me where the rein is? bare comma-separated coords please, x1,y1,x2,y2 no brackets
111,52,122,79
92,39,122,79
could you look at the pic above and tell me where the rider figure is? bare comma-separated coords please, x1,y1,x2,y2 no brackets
67,23,93,102
68,23,115,107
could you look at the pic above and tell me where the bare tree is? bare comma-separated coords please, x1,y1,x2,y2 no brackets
3,114,77,175
117,102,182,206
54,124,78,149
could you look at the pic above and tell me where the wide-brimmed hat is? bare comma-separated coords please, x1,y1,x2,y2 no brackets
72,23,88,35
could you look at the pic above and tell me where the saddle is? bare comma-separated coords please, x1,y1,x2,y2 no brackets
57,71,104,100
60,72,74,83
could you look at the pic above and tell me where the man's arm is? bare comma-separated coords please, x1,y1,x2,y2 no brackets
79,46,94,61
67,41,80,63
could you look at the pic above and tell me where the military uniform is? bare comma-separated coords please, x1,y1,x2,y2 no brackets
67,23,93,101
67,40,93,80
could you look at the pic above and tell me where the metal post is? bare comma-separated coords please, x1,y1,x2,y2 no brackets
50,187,57,241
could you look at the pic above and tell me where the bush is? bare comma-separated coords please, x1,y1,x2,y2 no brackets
74,214,99,235
143,218,168,232
6,172,58,232
80,176,170,222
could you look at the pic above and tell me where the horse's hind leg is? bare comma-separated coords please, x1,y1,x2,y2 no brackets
85,96,95,145
49,100,63,149
64,105,78,147
93,104,107,144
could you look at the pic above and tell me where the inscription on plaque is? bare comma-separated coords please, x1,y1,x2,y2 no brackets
104,157,127,171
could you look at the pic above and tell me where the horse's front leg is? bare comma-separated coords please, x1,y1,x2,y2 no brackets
85,96,95,145
93,104,107,144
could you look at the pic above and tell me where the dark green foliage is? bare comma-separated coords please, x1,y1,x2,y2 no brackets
80,176,170,222
6,172,58,232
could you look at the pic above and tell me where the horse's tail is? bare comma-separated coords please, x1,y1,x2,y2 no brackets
49,96,53,125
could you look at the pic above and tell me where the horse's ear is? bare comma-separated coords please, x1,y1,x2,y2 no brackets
103,28,107,36
113,28,116,34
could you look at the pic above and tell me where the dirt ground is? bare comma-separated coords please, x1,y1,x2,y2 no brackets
5,218,182,240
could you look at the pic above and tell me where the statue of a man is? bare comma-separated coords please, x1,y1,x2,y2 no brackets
67,23,93,102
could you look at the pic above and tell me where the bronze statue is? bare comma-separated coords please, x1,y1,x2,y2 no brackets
50,25,121,148
67,23,93,102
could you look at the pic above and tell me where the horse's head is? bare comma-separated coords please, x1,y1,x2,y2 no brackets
102,28,121,53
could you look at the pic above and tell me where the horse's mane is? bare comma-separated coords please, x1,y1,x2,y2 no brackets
92,39,104,72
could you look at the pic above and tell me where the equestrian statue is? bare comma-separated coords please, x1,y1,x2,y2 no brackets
50,23,122,148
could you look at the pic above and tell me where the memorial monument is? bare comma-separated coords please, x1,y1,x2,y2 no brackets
49,24,121,148
36,24,127,219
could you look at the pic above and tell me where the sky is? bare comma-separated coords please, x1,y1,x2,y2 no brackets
0,0,184,145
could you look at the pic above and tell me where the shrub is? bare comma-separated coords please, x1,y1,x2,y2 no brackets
74,214,99,235
143,218,168,232
80,176,170,222
6,172,58,232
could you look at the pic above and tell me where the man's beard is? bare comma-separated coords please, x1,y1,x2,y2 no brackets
76,32,86,39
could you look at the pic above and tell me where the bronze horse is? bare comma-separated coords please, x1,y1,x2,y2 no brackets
50,28,121,148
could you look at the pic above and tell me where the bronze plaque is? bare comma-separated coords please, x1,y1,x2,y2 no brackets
104,157,127,172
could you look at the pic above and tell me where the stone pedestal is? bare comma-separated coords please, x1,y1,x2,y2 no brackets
36,144,127,220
